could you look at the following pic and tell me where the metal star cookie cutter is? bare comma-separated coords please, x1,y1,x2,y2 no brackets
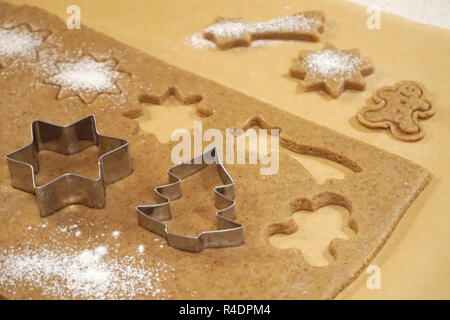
5,114,132,217
137,147,244,253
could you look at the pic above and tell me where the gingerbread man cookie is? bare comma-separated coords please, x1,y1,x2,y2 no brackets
357,80,435,142
289,43,374,98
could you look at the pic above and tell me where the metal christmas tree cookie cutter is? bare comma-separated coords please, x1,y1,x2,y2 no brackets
137,147,244,253
5,114,132,217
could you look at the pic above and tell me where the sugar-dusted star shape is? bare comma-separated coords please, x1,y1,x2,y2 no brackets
48,55,124,104
289,43,374,98
0,24,51,68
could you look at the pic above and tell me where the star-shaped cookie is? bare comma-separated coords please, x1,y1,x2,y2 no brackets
47,55,124,104
0,24,50,68
289,43,374,98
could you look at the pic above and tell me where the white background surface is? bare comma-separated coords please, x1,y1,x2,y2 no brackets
348,0,450,29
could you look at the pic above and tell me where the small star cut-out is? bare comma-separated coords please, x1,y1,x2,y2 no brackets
289,43,374,98
48,55,124,104
0,24,50,68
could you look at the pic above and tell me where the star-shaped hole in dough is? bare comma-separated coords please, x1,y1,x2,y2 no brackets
48,55,124,104
290,43,374,98
0,24,51,68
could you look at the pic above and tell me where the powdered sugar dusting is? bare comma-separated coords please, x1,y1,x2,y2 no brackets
205,19,248,38
204,14,321,38
137,244,146,255
0,244,173,299
0,27,42,57
50,55,120,92
187,13,321,50
252,15,320,33
303,49,363,79
185,32,296,50
0,35,131,108
112,230,121,239
0,216,175,299
185,33,217,49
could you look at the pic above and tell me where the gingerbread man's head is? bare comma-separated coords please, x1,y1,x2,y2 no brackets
399,82,422,97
